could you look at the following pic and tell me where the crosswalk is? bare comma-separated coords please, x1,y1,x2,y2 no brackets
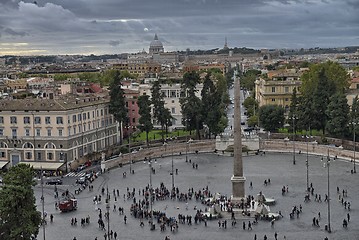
65,172,87,178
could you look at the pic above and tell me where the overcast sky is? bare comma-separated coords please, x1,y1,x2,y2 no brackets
0,0,358,56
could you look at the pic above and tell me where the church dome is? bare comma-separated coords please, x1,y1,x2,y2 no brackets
149,34,164,54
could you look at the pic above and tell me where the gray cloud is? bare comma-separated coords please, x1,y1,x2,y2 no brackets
3,28,28,37
0,0,357,55
109,40,121,47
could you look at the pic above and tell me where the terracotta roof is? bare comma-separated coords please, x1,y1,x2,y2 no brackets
0,95,109,111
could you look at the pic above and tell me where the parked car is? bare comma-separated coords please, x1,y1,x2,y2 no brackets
46,179,63,185
76,177,86,184
76,164,86,172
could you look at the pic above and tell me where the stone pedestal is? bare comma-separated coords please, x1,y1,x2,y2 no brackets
231,175,246,203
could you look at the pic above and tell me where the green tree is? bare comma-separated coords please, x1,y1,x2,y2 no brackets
0,164,41,239
201,73,227,138
108,71,128,143
288,87,298,132
350,96,359,137
151,81,170,142
258,105,285,132
243,96,258,118
241,69,261,91
137,95,153,145
311,68,335,133
300,61,349,96
296,95,314,131
325,93,350,139
180,71,203,139
247,115,258,127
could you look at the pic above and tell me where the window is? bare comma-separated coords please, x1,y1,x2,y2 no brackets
0,129,3,136
37,152,41,160
36,129,41,136
23,117,30,124
56,117,63,124
73,126,76,134
285,98,289,101
78,125,82,133
132,118,135,123
58,129,63,136
0,152,5,158
72,115,77,123
47,129,51,136
12,129,17,138
93,111,95,118
68,128,71,136
83,113,86,120
172,100,175,103
172,107,175,114
78,114,82,121
285,87,289,93
83,124,86,132
272,98,275,102
34,117,41,124
45,117,51,124
25,152,32,160
0,117,3,124
101,109,104,116
88,123,91,130
47,152,53,160
10,116,17,124
25,128,30,136
271,87,276,93
87,112,90,119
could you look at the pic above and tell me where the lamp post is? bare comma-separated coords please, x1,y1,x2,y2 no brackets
306,132,309,191
106,187,110,238
147,159,155,221
292,116,296,165
40,166,46,240
171,143,174,190
353,121,357,173
322,149,332,233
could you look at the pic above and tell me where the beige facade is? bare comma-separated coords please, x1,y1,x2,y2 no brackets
0,95,118,170
255,72,302,112
139,83,203,129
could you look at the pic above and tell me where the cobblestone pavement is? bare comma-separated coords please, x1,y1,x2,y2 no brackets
34,152,359,240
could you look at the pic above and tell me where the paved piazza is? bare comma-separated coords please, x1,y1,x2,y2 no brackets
34,152,359,240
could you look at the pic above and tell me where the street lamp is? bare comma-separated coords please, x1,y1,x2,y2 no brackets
40,166,46,240
125,125,136,174
147,158,156,222
353,121,357,174
106,187,110,238
60,152,68,174
302,131,311,191
171,143,174,190
322,149,332,233
292,115,296,165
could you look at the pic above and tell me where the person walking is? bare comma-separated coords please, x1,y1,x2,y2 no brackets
274,232,278,240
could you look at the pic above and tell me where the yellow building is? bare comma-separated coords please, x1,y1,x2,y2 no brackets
0,95,118,171
255,70,302,113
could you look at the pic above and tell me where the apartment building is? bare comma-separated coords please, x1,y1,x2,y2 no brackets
139,82,203,129
0,95,118,171
255,70,302,112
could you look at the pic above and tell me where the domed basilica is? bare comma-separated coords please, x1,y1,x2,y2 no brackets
149,34,164,54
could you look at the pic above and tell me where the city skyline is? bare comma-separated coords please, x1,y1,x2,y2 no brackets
0,0,358,56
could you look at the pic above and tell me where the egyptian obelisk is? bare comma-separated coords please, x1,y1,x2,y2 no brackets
231,70,246,201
